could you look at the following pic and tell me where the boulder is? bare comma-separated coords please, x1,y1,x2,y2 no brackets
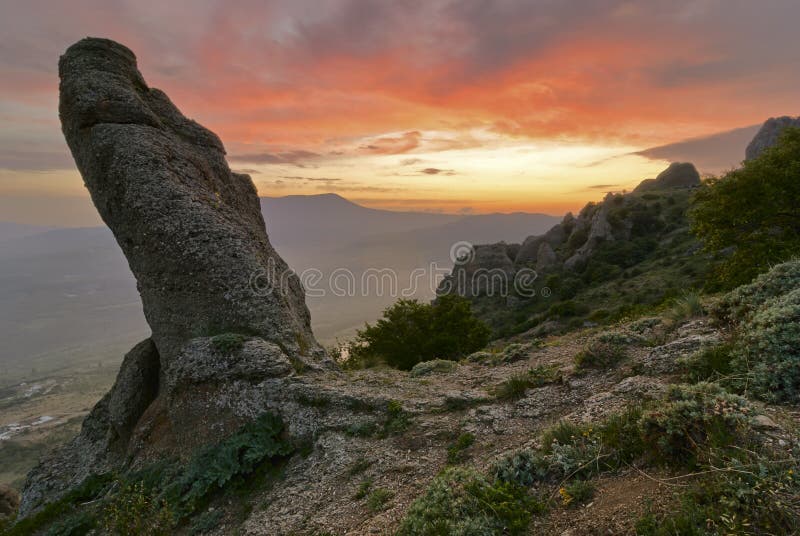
59,38,321,368
20,37,330,517
745,116,800,160
634,162,700,192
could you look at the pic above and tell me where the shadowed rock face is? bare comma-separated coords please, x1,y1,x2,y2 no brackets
745,116,800,161
59,38,320,368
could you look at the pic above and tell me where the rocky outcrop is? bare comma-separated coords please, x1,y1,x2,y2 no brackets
59,38,320,367
745,116,800,161
634,162,700,192
439,162,700,304
20,37,331,516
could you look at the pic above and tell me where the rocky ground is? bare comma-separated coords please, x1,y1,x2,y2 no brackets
185,315,797,536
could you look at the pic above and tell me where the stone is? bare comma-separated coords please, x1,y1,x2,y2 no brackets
634,162,700,192
746,116,800,160
59,37,321,368
20,37,332,518
752,414,781,431
535,242,558,271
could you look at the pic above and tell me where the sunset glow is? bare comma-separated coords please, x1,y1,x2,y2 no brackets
2,0,799,222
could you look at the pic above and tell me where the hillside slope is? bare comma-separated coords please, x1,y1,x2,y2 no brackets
439,163,712,338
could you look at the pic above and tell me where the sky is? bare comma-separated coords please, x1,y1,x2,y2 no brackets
1,0,799,225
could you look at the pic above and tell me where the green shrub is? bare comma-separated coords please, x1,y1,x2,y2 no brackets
379,400,411,437
102,482,174,535
636,451,800,535
559,479,595,507
210,333,248,354
594,330,645,346
492,449,549,488
353,478,373,500
409,359,457,377
680,343,734,383
347,295,490,370
639,383,752,467
366,488,394,512
665,292,704,323
495,373,534,401
397,467,542,536
730,288,800,403
527,364,561,387
446,433,476,464
690,127,800,288
711,258,800,323
161,413,293,516
574,339,627,370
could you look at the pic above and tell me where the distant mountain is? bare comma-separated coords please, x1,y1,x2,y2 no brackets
439,163,710,338
0,195,559,381
0,222,55,242
261,193,458,248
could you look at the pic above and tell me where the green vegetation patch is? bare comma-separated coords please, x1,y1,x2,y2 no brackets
397,467,544,536
2,413,294,536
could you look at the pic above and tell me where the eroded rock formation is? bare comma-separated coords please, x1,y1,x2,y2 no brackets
746,116,800,160
20,37,330,516
59,38,320,367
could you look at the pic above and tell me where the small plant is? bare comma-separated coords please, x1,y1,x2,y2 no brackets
409,359,457,377
396,467,543,536
559,479,595,507
347,458,372,477
492,449,549,487
639,383,752,467
366,488,394,512
379,400,411,437
729,287,800,403
711,258,800,323
527,364,561,387
679,343,734,383
210,333,248,354
102,482,174,535
353,478,373,500
574,339,627,370
665,292,705,323
494,373,533,401
446,432,476,464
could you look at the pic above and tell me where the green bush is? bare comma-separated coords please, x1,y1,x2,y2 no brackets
162,413,293,513
680,343,734,383
379,400,411,437
492,449,549,488
396,467,542,536
494,373,534,401
639,383,752,467
690,127,800,288
711,258,800,323
665,292,705,323
347,295,490,370
210,333,248,354
636,448,800,535
574,338,627,370
102,482,174,535
730,288,800,403
366,488,394,512
409,359,457,377
559,479,595,507
446,433,476,465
